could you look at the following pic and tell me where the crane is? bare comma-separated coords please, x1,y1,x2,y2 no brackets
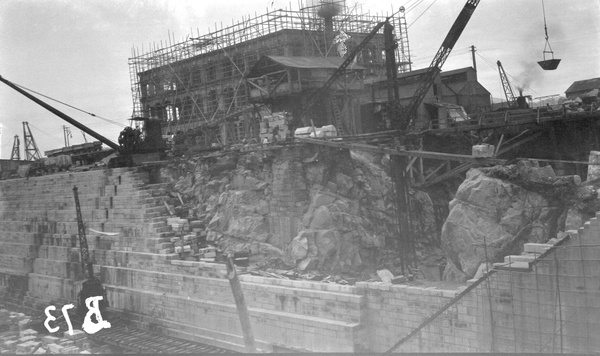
497,60,517,109
0,74,166,167
0,76,121,151
23,122,42,161
73,186,108,317
10,135,20,160
298,20,388,131
399,0,481,131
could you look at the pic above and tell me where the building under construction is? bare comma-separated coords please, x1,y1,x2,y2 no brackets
128,0,413,145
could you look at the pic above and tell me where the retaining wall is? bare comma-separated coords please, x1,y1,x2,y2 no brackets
1,168,598,352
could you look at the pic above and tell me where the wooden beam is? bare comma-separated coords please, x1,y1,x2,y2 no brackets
297,137,507,165
419,162,474,188
496,132,542,156
405,156,418,173
517,158,600,166
226,255,256,352
423,161,450,182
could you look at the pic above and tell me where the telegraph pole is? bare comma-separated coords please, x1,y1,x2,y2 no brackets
471,45,477,72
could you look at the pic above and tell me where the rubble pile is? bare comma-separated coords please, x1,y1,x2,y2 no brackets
157,146,442,278
442,159,599,281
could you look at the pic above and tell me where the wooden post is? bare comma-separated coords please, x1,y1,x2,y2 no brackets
226,254,256,352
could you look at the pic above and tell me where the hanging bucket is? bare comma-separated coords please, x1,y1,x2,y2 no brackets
538,49,561,70
538,58,561,70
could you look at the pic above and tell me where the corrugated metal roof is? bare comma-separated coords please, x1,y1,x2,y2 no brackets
266,55,365,70
565,77,600,94
440,67,475,77
424,101,463,109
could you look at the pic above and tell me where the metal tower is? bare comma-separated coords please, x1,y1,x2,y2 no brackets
396,6,412,73
497,60,517,108
10,135,20,160
23,122,41,161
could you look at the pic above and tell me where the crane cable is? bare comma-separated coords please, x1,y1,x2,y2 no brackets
408,0,439,29
12,82,127,128
475,51,540,96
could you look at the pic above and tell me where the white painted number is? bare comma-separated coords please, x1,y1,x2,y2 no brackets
43,297,110,335
82,296,111,334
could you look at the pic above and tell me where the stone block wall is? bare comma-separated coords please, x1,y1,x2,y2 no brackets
0,167,175,306
1,166,599,353
101,264,364,352
385,221,600,353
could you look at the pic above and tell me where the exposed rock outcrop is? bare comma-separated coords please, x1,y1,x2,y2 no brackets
441,160,593,281
159,146,441,274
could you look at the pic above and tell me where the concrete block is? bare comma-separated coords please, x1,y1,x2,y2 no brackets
503,254,535,263
41,335,59,346
3,339,19,349
523,243,552,255
19,329,37,338
61,340,75,347
17,319,30,329
16,341,41,354
64,329,86,340
17,336,36,344
33,347,47,354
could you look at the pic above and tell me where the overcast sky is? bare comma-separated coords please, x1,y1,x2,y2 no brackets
1,0,598,158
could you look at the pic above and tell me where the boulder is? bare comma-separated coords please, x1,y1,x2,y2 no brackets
314,229,341,270
516,159,556,182
442,168,561,280
289,234,308,261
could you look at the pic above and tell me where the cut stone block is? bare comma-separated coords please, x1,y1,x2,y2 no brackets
19,329,37,338
17,336,36,344
48,343,64,353
42,335,60,346
64,329,86,340
503,255,535,263
524,243,552,255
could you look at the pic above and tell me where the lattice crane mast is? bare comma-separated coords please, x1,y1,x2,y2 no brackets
299,20,388,126
73,186,108,317
497,60,517,108
10,135,20,160
23,122,42,161
400,0,481,131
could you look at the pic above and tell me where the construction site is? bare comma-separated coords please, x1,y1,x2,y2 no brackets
1,0,600,353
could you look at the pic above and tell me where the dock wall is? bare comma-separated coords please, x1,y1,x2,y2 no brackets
0,168,598,352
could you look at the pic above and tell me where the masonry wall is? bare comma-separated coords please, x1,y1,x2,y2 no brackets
1,168,599,353
386,225,600,353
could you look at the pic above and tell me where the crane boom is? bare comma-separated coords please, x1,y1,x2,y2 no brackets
400,0,481,131
497,60,517,108
73,186,91,277
300,20,387,123
0,75,121,151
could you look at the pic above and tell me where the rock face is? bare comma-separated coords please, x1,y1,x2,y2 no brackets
441,166,563,281
159,146,441,274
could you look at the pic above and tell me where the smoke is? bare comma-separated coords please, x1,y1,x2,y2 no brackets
315,0,344,18
515,60,540,94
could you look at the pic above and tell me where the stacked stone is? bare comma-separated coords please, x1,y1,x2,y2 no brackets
0,308,96,354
